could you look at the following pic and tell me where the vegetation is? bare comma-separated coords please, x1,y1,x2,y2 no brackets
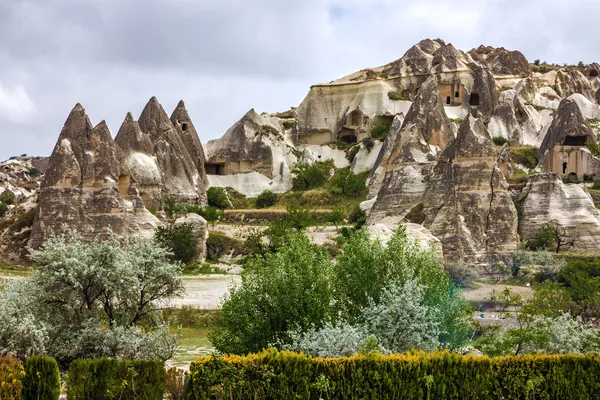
211,228,471,356
281,120,295,130
291,160,335,190
255,190,277,209
387,90,409,101
22,355,60,400
370,116,392,141
0,234,183,367
67,358,166,400
155,223,198,264
524,223,575,253
0,355,25,400
328,167,367,197
188,349,600,400
207,187,232,209
492,136,508,146
510,146,539,169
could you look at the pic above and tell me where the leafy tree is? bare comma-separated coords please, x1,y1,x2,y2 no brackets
207,187,231,209
328,167,366,197
348,205,367,229
291,160,334,191
201,206,221,227
326,207,345,229
285,205,314,230
155,223,198,264
210,234,334,354
0,234,183,367
255,190,277,209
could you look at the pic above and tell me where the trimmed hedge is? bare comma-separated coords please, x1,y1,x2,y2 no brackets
187,349,600,400
67,358,166,400
22,355,60,400
0,355,25,400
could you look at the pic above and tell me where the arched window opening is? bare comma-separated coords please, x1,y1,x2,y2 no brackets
563,162,568,174
469,93,480,106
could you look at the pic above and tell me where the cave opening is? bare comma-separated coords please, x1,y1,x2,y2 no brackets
469,93,480,106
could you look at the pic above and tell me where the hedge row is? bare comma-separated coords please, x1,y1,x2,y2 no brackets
187,349,600,400
222,209,332,224
67,358,166,400
0,355,60,400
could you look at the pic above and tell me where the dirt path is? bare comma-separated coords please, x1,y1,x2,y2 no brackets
167,275,242,309
463,282,533,302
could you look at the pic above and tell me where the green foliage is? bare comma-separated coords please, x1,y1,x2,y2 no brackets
206,231,246,262
155,223,198,264
348,205,367,229
370,116,392,141
281,120,295,130
285,204,314,230
0,202,7,218
207,187,231,210
210,234,334,354
510,146,539,169
0,355,24,400
28,167,41,177
165,367,187,400
387,90,409,101
291,160,335,191
525,224,556,251
534,59,541,66
202,206,221,227
346,145,360,163
328,167,367,197
0,235,183,367
187,349,600,400
22,355,60,400
255,190,277,209
66,358,166,400
492,136,508,146
326,206,345,228
450,118,464,126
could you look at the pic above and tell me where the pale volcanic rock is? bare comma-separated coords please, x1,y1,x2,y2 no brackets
351,140,384,174
29,104,162,249
488,102,523,145
139,97,204,204
468,46,531,77
115,112,163,210
471,66,498,119
538,99,597,164
366,114,404,200
519,173,600,251
554,70,596,101
367,223,443,258
171,100,209,191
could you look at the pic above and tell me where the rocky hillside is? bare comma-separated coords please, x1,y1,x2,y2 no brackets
3,38,600,266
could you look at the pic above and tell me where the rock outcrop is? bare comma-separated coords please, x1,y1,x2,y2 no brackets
468,46,531,77
29,104,162,249
138,97,205,204
519,173,600,251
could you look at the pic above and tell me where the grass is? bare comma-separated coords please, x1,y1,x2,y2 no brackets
182,262,229,276
0,262,30,277
170,327,214,367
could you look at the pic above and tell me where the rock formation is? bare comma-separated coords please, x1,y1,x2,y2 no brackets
29,104,162,249
519,173,600,251
138,97,206,205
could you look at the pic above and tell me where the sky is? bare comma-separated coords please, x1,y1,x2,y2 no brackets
1,0,599,160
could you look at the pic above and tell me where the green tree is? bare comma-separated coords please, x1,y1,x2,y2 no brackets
22,355,60,400
0,234,183,367
207,187,231,209
155,223,198,264
329,167,366,197
326,207,345,229
291,160,335,190
210,234,334,354
255,190,277,209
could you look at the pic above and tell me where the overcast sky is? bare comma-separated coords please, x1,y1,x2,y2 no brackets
0,0,598,160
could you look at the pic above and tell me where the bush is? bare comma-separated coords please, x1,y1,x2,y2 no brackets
370,116,392,141
0,355,25,400
67,358,166,400
207,187,231,209
282,120,294,130
165,367,187,400
387,90,409,101
205,231,246,262
291,160,335,191
255,190,277,209
285,205,314,230
155,223,198,264
328,167,367,197
28,168,41,177
0,202,7,218
348,205,367,229
22,355,60,400
510,146,539,170
492,136,508,146
593,180,600,189
187,349,600,400
224,187,251,209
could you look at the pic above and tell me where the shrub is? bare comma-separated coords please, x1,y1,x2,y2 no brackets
328,167,367,197
387,90,409,101
205,231,246,261
201,206,221,227
593,180,600,189
285,205,314,230
0,355,25,400
207,187,231,209
28,168,41,177
282,120,294,130
0,202,7,218
255,190,277,209
346,145,360,163
492,136,508,146
224,187,250,209
22,355,60,400
510,146,539,169
67,358,166,400
187,350,600,400
370,116,392,141
165,367,187,400
155,223,198,264
348,205,367,229
291,160,335,191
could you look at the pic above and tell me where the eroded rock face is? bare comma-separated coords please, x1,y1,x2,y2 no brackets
369,114,518,264
29,104,162,249
469,46,530,77
519,173,600,251
471,66,498,119
488,102,523,145
139,97,204,204
554,70,596,101
538,98,597,163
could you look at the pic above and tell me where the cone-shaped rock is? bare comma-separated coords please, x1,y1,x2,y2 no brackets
139,97,205,204
170,100,209,187
115,112,163,209
29,104,162,249
470,66,498,119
